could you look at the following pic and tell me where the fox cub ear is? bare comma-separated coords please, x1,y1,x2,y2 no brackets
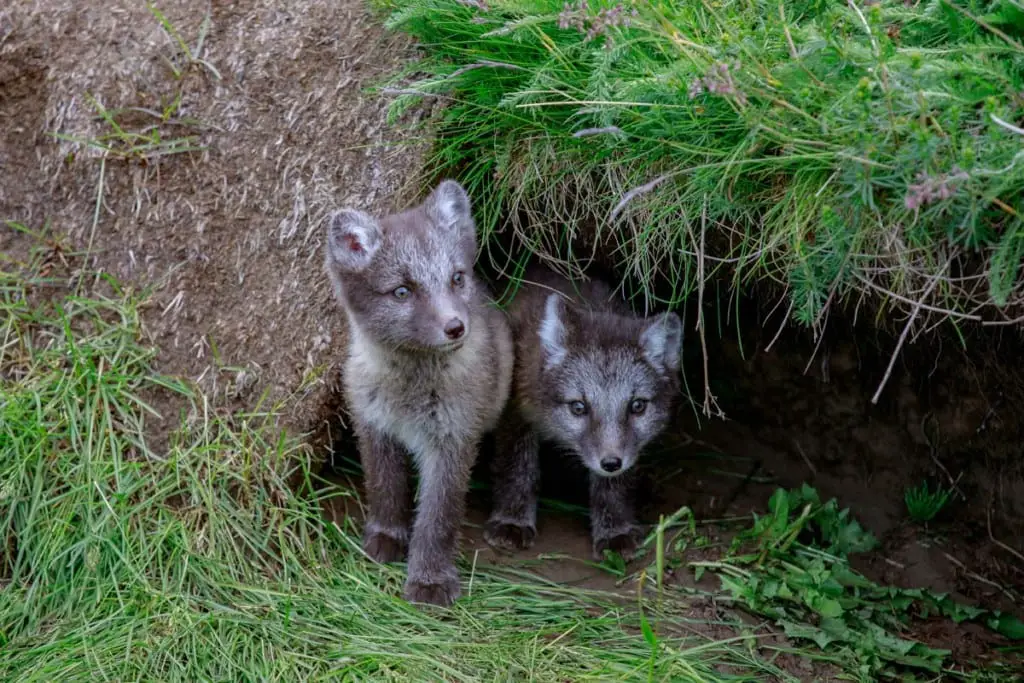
326,208,382,273
639,312,683,373
539,293,570,370
425,180,474,239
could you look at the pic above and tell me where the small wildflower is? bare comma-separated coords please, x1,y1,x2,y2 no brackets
904,168,969,211
688,61,747,107
558,1,636,48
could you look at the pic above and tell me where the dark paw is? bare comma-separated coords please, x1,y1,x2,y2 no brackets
364,531,407,564
593,527,643,561
483,520,536,551
403,576,461,608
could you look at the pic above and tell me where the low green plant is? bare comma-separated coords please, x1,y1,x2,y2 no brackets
146,1,221,80
905,479,954,523
691,484,1024,680
52,92,207,165
376,0,1024,333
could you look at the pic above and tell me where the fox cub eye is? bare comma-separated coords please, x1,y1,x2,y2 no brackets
393,286,411,300
569,400,588,416
451,271,465,287
629,398,648,415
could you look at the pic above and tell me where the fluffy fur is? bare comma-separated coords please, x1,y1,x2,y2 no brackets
324,180,514,607
485,265,682,559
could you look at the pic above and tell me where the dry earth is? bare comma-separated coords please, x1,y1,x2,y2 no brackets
1,0,430,446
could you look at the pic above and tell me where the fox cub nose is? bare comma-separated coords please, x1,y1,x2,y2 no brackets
444,318,465,341
600,457,622,473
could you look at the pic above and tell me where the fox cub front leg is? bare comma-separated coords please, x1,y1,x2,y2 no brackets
589,469,643,561
357,424,412,563
484,410,541,550
403,442,477,607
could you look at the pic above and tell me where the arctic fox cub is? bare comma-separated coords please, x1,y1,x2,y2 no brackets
485,265,682,560
324,180,513,607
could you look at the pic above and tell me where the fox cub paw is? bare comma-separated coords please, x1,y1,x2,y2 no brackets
404,576,461,608
483,519,537,551
592,527,644,561
363,531,408,564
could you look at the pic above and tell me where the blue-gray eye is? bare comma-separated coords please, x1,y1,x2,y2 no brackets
452,271,465,287
393,286,410,299
569,400,588,416
629,398,648,415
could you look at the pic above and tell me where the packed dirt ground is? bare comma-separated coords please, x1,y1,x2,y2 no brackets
2,0,1022,675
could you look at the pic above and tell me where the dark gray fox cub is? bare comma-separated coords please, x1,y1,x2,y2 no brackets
324,180,514,607
484,265,682,560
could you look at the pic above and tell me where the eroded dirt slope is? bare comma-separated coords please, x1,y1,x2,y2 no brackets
1,0,428,441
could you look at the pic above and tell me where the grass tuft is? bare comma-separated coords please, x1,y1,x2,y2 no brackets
904,479,954,523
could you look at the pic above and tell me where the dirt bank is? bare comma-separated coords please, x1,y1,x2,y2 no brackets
1,0,428,445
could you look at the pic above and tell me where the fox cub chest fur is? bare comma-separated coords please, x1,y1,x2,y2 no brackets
485,265,682,560
324,180,513,608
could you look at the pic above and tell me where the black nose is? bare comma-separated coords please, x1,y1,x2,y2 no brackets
600,457,622,473
444,318,465,340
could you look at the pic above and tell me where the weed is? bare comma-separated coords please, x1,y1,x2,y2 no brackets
52,4,216,167
690,484,1024,680
53,93,207,165
48,4,216,253
905,479,954,523
146,1,221,81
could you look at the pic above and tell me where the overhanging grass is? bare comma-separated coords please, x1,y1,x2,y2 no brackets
376,0,1024,329
0,239,798,681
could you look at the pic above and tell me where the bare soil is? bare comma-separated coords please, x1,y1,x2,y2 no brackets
2,0,1022,678
1,0,430,449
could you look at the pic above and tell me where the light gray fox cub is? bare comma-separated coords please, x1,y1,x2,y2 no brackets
324,180,513,607
484,265,682,560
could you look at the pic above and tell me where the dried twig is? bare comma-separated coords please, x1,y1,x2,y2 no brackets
695,199,723,419
943,552,1017,600
871,256,951,404
982,313,1024,327
793,439,817,477
764,298,794,353
919,413,967,501
853,273,982,322
988,505,1024,564
610,171,679,220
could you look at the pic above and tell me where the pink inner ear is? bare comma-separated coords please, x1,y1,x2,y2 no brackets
343,233,364,254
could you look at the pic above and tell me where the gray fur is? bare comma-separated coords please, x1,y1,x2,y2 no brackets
325,180,514,607
485,265,682,560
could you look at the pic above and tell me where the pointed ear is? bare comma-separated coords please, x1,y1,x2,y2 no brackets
325,208,382,273
538,293,571,371
425,179,474,239
639,312,683,373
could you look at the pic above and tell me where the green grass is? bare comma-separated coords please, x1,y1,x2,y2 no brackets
2,230,1021,680
904,479,954,522
374,0,1024,329
0,232,792,681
